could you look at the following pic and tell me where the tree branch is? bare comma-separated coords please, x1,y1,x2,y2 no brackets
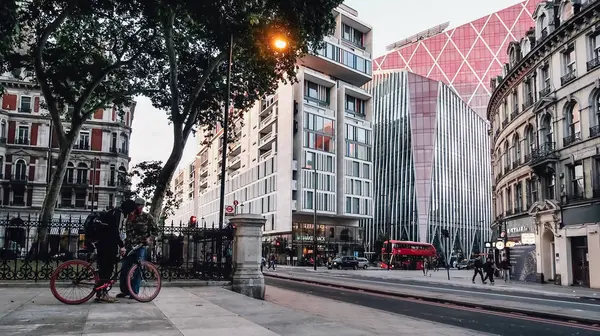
181,52,227,139
33,8,70,145
164,10,180,120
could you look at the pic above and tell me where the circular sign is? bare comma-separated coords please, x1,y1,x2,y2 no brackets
226,205,234,213
495,241,505,250
233,200,239,206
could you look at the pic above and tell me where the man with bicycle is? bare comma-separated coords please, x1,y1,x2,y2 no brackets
115,199,158,299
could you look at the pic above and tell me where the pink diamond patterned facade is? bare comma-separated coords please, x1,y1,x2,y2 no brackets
374,0,541,118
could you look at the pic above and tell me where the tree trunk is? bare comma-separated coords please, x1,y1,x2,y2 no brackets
149,138,185,221
33,129,78,259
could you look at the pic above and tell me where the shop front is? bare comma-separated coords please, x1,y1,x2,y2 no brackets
291,222,364,266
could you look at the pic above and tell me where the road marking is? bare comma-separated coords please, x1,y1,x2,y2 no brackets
298,273,600,309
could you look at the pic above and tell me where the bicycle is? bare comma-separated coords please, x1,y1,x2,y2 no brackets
49,243,162,305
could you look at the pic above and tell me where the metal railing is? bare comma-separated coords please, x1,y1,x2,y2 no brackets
587,56,600,72
530,142,556,162
560,70,577,86
0,215,234,281
563,132,581,147
590,125,600,138
539,86,551,97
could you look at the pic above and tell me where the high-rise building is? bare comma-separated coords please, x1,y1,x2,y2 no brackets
0,71,134,220
169,4,374,263
365,71,492,261
374,0,541,118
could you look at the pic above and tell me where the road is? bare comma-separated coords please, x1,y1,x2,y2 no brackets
273,269,600,312
266,277,600,336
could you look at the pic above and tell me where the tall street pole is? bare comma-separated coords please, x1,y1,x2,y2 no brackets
217,33,234,264
313,167,317,271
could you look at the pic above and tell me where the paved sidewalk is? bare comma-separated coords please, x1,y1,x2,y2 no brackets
273,265,600,299
0,284,497,336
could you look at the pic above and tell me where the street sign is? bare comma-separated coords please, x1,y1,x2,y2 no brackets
225,205,234,213
233,200,239,206
495,241,505,250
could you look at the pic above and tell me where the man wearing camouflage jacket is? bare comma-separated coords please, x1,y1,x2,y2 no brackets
116,202,158,299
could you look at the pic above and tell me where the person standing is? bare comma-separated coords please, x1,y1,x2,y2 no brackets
483,257,496,285
95,199,139,303
116,198,157,299
471,256,486,284
423,258,429,276
500,257,510,283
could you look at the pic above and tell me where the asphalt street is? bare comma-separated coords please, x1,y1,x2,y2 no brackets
266,277,600,336
279,269,600,310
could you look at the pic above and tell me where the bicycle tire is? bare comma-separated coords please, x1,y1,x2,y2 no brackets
126,261,162,302
50,259,98,305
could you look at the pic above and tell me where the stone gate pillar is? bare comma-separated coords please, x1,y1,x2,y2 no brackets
230,214,265,300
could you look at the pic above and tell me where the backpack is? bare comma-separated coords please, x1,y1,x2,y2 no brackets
83,211,109,241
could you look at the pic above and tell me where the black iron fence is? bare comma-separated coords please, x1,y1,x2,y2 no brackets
0,214,234,282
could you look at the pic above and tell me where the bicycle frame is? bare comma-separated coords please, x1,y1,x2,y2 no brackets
85,244,146,292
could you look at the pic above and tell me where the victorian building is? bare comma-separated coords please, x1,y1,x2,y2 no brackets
489,0,600,288
169,4,374,263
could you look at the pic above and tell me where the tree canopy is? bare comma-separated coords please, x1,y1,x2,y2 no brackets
139,0,344,218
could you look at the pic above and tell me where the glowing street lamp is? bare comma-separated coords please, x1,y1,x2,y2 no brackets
273,38,287,50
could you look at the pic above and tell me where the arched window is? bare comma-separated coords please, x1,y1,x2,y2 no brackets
564,101,581,145
540,114,553,150
512,134,521,164
15,159,27,181
560,1,574,22
509,48,517,67
76,162,88,184
590,90,600,132
117,166,127,186
538,13,548,38
65,162,75,184
525,125,535,156
503,141,510,171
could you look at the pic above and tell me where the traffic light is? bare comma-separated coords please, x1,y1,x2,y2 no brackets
189,216,197,227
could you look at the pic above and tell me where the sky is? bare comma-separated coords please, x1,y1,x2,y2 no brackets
129,0,525,171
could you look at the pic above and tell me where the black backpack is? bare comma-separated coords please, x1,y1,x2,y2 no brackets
83,211,109,241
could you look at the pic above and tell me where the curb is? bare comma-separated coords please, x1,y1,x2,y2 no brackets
0,280,231,289
264,273,600,326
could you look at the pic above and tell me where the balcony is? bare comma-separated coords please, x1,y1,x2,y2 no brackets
9,174,28,184
502,119,508,128
522,96,534,111
563,132,581,147
587,56,600,72
259,112,277,132
590,125,600,138
260,149,273,161
109,146,118,154
503,164,511,174
539,86,551,97
18,107,31,113
566,191,585,203
292,180,297,191
73,143,90,150
199,179,208,189
259,131,276,150
560,70,577,86
13,137,30,145
64,178,89,188
229,156,241,171
528,142,558,175
118,147,129,155
510,111,519,120
229,142,242,157
512,158,521,167
200,167,208,177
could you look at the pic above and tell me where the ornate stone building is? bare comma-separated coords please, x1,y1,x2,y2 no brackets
489,0,600,288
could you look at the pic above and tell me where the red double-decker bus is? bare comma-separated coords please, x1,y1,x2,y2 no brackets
381,240,437,270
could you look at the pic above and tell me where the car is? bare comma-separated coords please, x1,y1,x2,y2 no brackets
357,257,369,269
457,259,475,270
329,256,359,270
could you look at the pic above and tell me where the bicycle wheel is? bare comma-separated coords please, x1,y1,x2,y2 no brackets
50,259,98,305
126,261,162,302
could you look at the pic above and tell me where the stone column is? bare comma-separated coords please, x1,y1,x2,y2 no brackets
230,214,266,300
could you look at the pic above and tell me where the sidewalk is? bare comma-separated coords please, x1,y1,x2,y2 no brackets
0,285,492,336
273,265,600,300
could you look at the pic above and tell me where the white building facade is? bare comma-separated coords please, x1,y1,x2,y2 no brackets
489,0,600,288
170,5,374,263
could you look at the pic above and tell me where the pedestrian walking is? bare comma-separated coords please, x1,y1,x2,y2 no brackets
471,256,486,284
483,257,497,285
423,258,429,276
500,257,510,283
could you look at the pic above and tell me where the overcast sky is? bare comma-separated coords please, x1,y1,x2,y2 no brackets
129,0,525,171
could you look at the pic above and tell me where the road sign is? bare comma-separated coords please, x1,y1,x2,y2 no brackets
226,205,234,213
233,200,239,206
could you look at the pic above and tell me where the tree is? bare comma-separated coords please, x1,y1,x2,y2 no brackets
7,1,157,225
140,0,344,219
121,161,181,225
0,0,19,94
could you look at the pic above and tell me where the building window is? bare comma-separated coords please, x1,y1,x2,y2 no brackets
121,135,128,154
61,190,73,207
13,188,25,206
342,23,365,49
16,126,29,145
352,197,360,214
346,124,370,145
540,65,550,92
75,192,86,208
512,91,519,114
562,47,576,78
546,174,556,200
14,159,27,181
305,152,315,168
305,113,335,135
523,79,533,108
78,131,90,150
525,125,535,155
65,162,74,183
345,95,366,116
560,1,574,22
305,191,313,210
363,163,370,179
569,162,584,200
109,165,116,186
76,163,88,184
506,186,512,214
108,194,114,208
589,33,600,68
346,197,352,213
111,133,117,152
526,178,535,208
346,142,370,161
594,158,600,197
515,182,523,212
564,101,581,146
591,91,600,130
304,131,334,153
304,80,329,103
540,114,553,146
19,96,31,113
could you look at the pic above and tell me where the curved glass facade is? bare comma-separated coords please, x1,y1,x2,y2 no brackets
364,71,492,261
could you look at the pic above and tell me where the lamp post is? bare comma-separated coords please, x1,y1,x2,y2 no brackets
302,166,318,271
216,34,288,263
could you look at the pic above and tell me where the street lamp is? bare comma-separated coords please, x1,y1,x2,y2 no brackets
273,37,287,50
302,166,318,271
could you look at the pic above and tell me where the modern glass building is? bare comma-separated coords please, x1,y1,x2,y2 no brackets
364,71,492,262
374,0,542,118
